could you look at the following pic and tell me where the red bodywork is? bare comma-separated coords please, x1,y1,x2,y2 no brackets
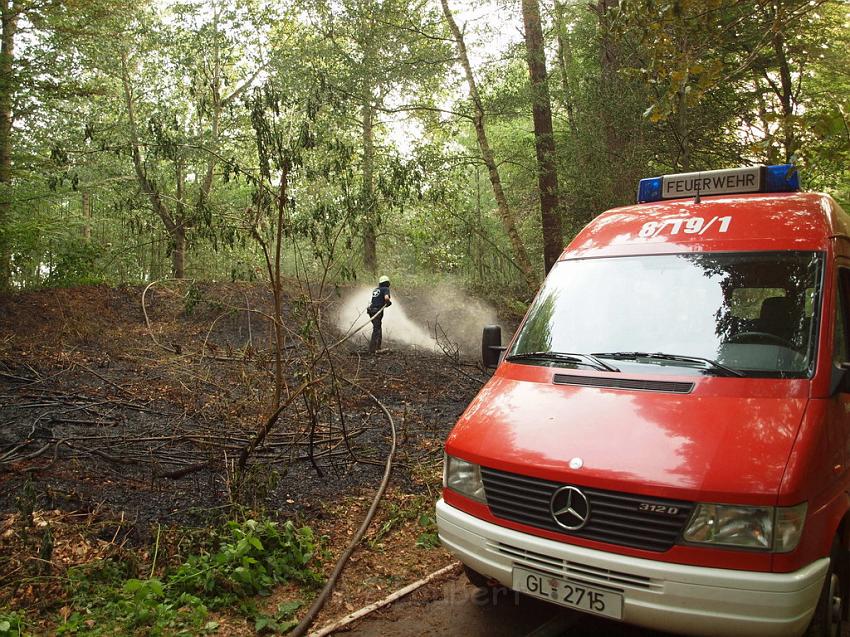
444,192,850,574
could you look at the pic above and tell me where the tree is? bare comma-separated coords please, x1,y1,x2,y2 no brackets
440,0,538,290
614,0,830,172
521,0,563,273
0,0,16,288
308,0,451,275
110,0,269,278
741,1,843,166
1,0,131,288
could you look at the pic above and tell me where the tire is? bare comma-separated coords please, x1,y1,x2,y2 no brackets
805,540,846,637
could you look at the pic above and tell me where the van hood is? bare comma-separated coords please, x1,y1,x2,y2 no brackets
447,369,809,502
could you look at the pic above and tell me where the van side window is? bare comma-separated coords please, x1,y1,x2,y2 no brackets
834,270,850,365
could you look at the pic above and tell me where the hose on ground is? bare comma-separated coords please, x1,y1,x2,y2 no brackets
288,376,397,637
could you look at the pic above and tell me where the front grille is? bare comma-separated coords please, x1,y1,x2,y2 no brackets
552,374,694,394
489,541,661,591
481,467,693,552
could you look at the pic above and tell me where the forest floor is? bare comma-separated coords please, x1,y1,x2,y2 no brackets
0,281,503,635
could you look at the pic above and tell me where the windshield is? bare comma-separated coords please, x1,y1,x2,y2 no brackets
510,251,823,378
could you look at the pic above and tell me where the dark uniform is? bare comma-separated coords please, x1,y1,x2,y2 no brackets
367,283,391,353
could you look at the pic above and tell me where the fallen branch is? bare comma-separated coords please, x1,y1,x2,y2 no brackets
73,362,133,397
308,562,461,637
156,460,212,479
237,374,328,470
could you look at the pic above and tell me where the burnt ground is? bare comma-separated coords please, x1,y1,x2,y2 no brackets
0,281,496,633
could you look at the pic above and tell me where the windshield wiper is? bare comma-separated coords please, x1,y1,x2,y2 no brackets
506,351,620,373
592,351,744,377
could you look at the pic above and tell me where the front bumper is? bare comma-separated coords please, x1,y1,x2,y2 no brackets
437,499,828,637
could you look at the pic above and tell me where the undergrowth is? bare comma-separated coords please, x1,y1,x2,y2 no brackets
0,611,25,637
52,518,322,636
366,496,440,551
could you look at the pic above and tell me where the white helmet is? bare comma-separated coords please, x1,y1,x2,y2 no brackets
378,275,390,284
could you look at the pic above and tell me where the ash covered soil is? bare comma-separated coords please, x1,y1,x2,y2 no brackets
0,281,507,631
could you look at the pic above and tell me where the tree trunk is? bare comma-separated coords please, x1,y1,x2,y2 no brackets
173,159,186,278
121,53,187,278
771,14,796,163
269,164,290,412
676,86,690,171
596,0,630,203
0,0,17,289
81,191,91,241
361,101,377,274
752,73,779,164
440,0,538,290
200,4,221,201
555,0,578,141
172,225,185,280
598,0,620,149
521,0,563,274
553,0,579,140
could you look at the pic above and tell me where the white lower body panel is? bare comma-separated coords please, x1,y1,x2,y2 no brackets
436,499,828,637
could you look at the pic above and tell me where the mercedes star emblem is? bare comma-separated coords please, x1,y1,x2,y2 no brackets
550,485,591,530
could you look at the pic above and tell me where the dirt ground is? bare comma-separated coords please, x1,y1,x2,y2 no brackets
0,281,497,634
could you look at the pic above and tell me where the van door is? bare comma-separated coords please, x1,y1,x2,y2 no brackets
829,266,850,475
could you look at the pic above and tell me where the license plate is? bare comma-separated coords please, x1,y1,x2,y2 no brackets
512,566,623,620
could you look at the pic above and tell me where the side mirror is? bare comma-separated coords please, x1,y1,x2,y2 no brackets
482,325,505,368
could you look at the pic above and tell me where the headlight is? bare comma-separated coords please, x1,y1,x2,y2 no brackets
443,455,487,504
684,504,773,549
683,502,807,552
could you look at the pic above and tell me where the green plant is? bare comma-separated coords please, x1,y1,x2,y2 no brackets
55,518,321,635
14,480,36,530
183,283,204,317
169,518,321,605
229,464,282,510
415,513,440,549
367,497,442,550
0,611,25,637
253,600,303,634
368,500,422,549
45,240,106,288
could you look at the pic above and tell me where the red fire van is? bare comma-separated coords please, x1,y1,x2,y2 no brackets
436,165,850,636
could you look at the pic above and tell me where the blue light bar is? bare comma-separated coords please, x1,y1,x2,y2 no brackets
637,177,663,204
636,164,801,204
765,164,800,192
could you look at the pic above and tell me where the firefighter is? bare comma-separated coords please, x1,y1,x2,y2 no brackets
367,275,392,353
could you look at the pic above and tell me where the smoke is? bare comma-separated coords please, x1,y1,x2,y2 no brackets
332,283,501,358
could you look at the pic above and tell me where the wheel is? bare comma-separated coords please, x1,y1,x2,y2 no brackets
805,540,846,637
727,330,793,348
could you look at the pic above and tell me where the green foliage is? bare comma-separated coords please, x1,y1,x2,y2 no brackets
415,513,440,550
55,518,321,635
183,282,204,317
169,519,320,604
14,479,36,530
367,496,443,550
1,0,848,292
0,611,26,637
253,600,303,634
367,501,419,549
46,241,107,288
